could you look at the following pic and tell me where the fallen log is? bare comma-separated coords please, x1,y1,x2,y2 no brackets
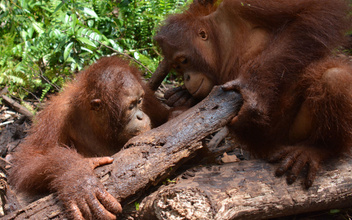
139,157,352,220
4,86,242,219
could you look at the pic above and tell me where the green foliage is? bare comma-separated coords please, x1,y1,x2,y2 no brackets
329,209,341,214
134,202,140,211
0,0,189,101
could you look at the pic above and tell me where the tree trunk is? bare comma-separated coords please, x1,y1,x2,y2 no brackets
139,157,352,220
4,86,242,219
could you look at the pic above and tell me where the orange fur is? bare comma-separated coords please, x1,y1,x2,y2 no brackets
157,0,352,187
9,56,169,218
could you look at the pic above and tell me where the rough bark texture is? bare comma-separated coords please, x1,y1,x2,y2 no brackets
139,157,352,220
4,86,242,219
3,195,64,220
99,86,242,201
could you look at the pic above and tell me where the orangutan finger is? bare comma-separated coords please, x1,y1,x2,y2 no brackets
89,157,114,169
69,202,85,220
96,189,122,215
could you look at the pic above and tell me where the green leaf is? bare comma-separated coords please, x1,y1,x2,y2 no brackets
64,42,74,61
87,20,94,27
70,14,77,30
77,37,96,48
329,209,340,214
133,52,140,60
27,27,34,38
81,47,94,54
134,202,140,211
66,57,75,63
53,2,65,14
80,7,98,18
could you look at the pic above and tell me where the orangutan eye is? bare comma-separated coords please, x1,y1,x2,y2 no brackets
138,98,143,105
129,103,135,110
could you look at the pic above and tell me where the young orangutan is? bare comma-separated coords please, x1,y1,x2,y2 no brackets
9,56,169,219
155,0,352,188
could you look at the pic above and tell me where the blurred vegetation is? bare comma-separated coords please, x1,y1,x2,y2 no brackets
0,0,189,102
1,0,351,104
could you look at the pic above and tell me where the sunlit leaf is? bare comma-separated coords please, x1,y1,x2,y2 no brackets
80,7,98,18
109,40,123,52
81,47,94,54
64,42,74,61
32,22,44,34
77,37,96,48
134,52,140,60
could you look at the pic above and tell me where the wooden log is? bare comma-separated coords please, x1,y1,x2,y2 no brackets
3,195,64,220
4,86,242,219
139,157,352,220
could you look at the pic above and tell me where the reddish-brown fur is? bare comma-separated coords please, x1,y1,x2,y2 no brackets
9,56,169,219
156,0,352,187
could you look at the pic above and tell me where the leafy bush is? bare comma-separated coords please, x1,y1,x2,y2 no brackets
0,0,189,101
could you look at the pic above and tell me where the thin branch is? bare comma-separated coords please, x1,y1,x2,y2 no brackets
1,95,33,119
0,87,8,96
20,87,41,104
0,120,15,127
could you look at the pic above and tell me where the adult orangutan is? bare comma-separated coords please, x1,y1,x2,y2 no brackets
155,0,352,188
9,56,169,219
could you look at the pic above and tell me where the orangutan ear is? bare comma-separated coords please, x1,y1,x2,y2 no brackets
198,28,208,41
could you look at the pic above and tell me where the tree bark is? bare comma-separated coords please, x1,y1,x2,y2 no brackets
139,157,352,220
4,86,242,219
